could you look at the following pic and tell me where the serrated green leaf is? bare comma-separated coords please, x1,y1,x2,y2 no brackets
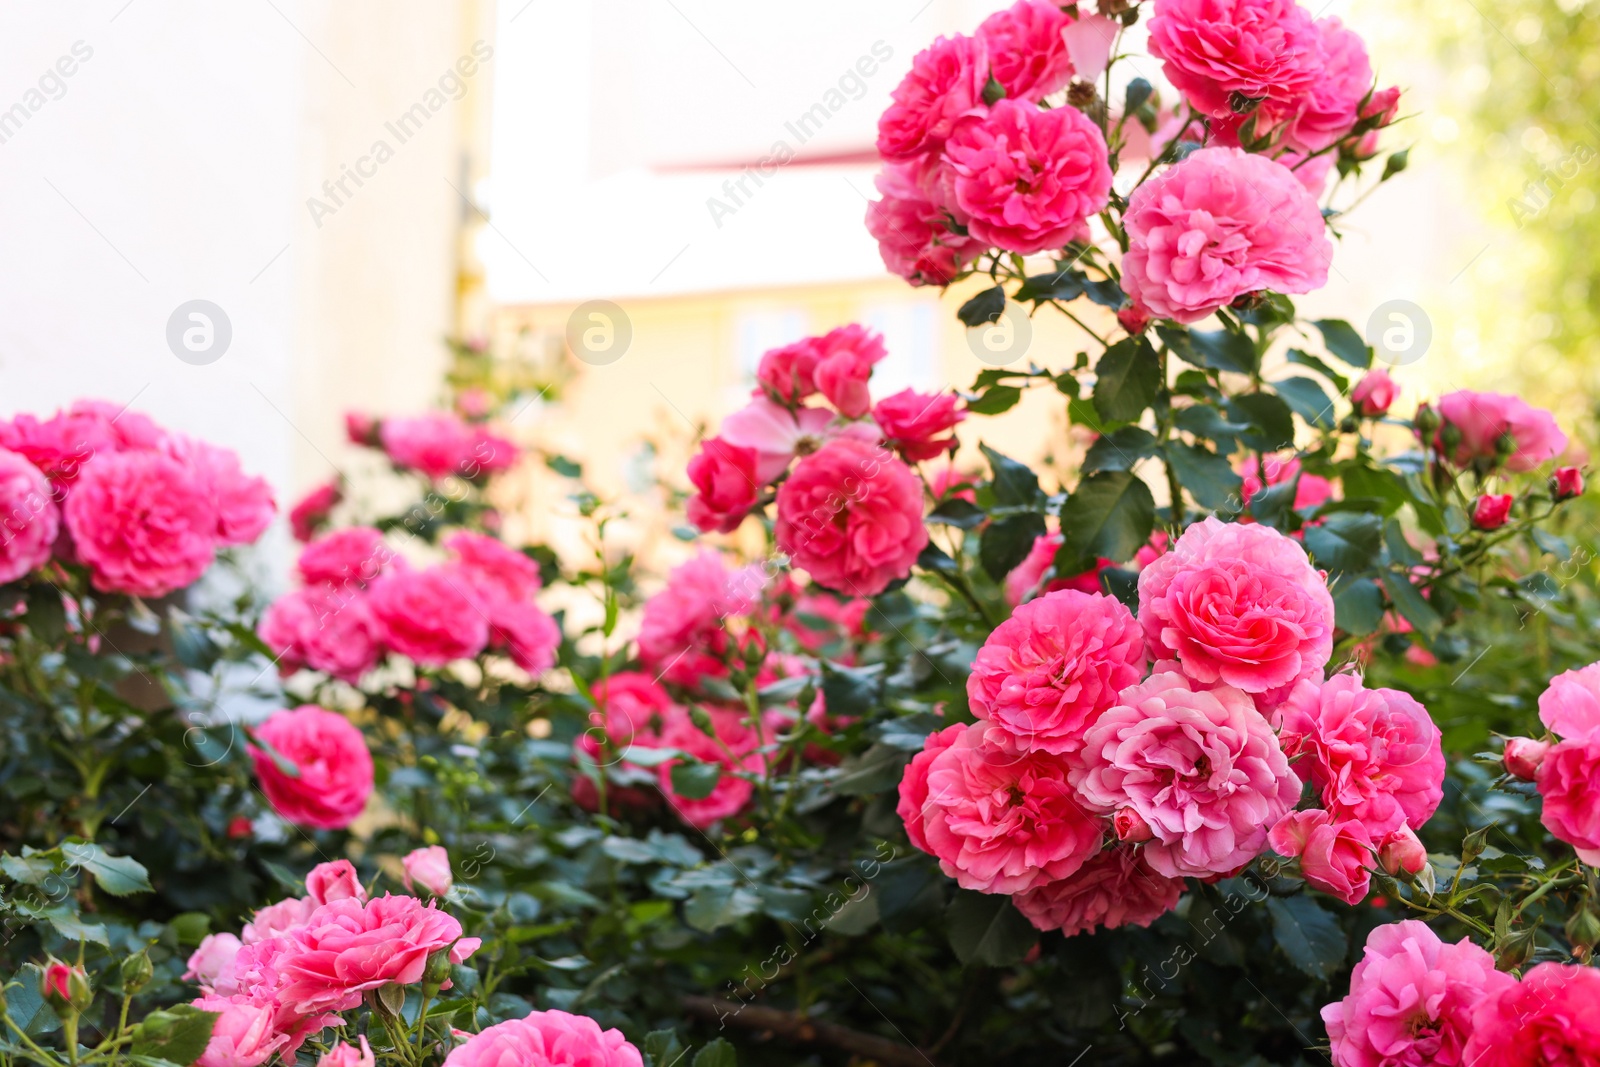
946,890,1037,966
958,286,1006,327
1273,376,1337,429
1266,895,1345,979
1164,442,1242,511
131,1005,220,1067
980,512,1047,580
1060,470,1156,566
1084,426,1158,472
1314,318,1372,368
1093,336,1161,423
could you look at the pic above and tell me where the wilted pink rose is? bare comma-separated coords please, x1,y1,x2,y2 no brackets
275,895,478,1015
1074,671,1299,877
1539,662,1600,742
1436,391,1566,472
1121,147,1333,324
1138,518,1335,702
403,846,453,896
1351,368,1398,417
900,721,1104,894
1146,0,1323,118
487,600,560,674
637,550,763,687
1464,963,1600,1066
872,389,965,462
0,449,58,584
241,897,315,946
1472,493,1513,530
305,860,365,906
65,450,219,597
317,1038,374,1067
686,437,761,534
1274,674,1444,836
1013,846,1184,937
192,995,291,1067
288,481,341,543
865,162,983,287
721,398,878,485
368,568,490,666
655,707,765,828
251,706,373,831
976,0,1074,100
775,438,927,597
1502,736,1551,780
1323,920,1512,1067
445,531,542,604
297,527,390,588
940,98,1113,255
1239,454,1335,512
442,1011,643,1067
185,933,244,994
876,34,988,161
258,586,383,684
1535,736,1600,865
1377,824,1427,875
1268,809,1373,904
967,589,1146,755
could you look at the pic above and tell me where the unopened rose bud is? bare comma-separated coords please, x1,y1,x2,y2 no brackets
1414,403,1439,439
1351,368,1398,417
402,845,453,897
1552,466,1585,501
1473,493,1514,530
1567,905,1600,953
41,960,91,1014
1378,826,1428,876
1113,807,1154,843
1439,421,1463,458
1503,737,1551,780
1117,304,1152,335
1495,431,1518,458
120,952,153,995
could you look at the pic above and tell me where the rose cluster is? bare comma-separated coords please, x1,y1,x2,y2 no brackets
259,527,559,684
1502,661,1600,866
898,518,1445,936
0,400,274,596
685,323,962,597
345,409,520,483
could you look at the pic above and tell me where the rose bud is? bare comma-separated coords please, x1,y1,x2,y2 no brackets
1113,806,1154,843
1351,368,1398,417
1472,493,1513,530
42,960,91,1014
1377,826,1428,876
1552,466,1585,501
402,845,453,897
1116,304,1152,335
1503,736,1551,780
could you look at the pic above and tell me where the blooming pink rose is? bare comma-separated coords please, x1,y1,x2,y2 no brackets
1436,391,1567,472
0,449,58,584
251,706,373,831
172,437,275,547
380,413,473,479
1351,368,1398,417
1268,809,1373,904
1003,532,1113,606
1502,736,1551,780
940,98,1113,255
811,326,888,418
590,672,675,746
967,589,1146,755
403,846,453,896
258,586,384,684
192,995,291,1067
775,438,927,597
1472,493,1513,530
637,551,763,687
275,894,478,1015
297,527,391,588
1539,662,1600,741
318,1038,374,1067
1323,919,1513,1067
1121,146,1333,323
1137,518,1335,702
241,898,315,946
216,938,342,1054
876,34,988,161
1464,963,1600,1066
1146,0,1323,118
65,450,218,597
1274,674,1444,835
1074,671,1300,877
865,162,983,287
976,0,1074,101
442,1011,643,1067
305,860,365,906
1535,736,1600,865
1282,18,1375,153
185,933,244,994
655,707,765,828
686,437,761,533
1239,454,1335,512
872,389,965,462
445,531,542,604
466,427,520,477
0,400,165,486
900,721,1104,894
720,398,879,485
1013,846,1184,936
288,481,341,543
368,568,490,666
487,600,560,675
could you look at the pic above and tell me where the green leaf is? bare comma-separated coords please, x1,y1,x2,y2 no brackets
980,512,1047,580
683,886,760,933
1092,336,1161,423
1083,426,1158,473
1159,325,1257,374
1273,376,1337,429
61,842,152,897
643,1030,687,1067
1014,268,1086,304
1248,478,1300,529
928,498,986,529
831,744,910,797
1083,278,1126,308
1340,466,1408,516
692,1038,738,1067
130,1005,220,1067
1060,471,1156,565
1124,77,1153,113
980,443,1040,507
966,385,1022,415
821,661,882,717
1174,403,1250,442
1314,318,1373,368
1226,393,1296,452
668,762,721,801
946,890,1037,966
755,885,813,923
1285,348,1349,393
1302,512,1383,576
916,542,960,576
958,285,1006,327
1266,895,1345,980
1332,578,1385,636
1381,569,1442,639
1163,442,1242,511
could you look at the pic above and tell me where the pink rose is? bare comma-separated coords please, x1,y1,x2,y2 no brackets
288,481,341,543
872,389,965,462
0,448,58,584
1464,963,1600,1066
1502,736,1551,780
445,531,543,604
811,327,888,418
258,586,384,684
1239,453,1335,512
64,450,218,597
1322,919,1513,1067
1146,0,1323,118
241,897,315,946
441,1011,643,1067
686,437,760,534
1282,18,1375,153
297,527,391,588
721,398,878,484
345,412,378,446
876,34,988,161
185,933,243,994
368,568,490,666
775,437,927,597
966,589,1146,755
487,600,560,675
0,399,165,486
1121,146,1333,324
1535,736,1600,865
1472,492,1513,530
402,846,453,896
1553,465,1585,500
1539,662,1600,741
1267,809,1373,904
1436,391,1566,472
317,1038,374,1067
250,706,373,831
637,550,763,687
976,0,1074,101
1003,532,1113,606
900,721,1105,894
192,995,290,1067
590,672,675,746
1377,825,1427,876
1274,674,1444,836
305,860,365,906
172,437,275,547
1013,846,1183,937
1351,368,1398,417
865,162,983,287
784,591,872,653
1073,671,1300,877
940,98,1113,255
1137,518,1335,702
466,427,520,477
275,894,479,1015
655,707,765,828
379,413,474,480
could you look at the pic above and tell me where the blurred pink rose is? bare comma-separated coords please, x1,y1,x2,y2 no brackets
1146,0,1322,118
1436,390,1566,472
368,568,490,666
1350,368,1398,417
636,550,763,687
288,481,341,543
317,1038,374,1067
345,412,378,446
1268,809,1373,904
445,531,542,604
876,34,988,161
1553,465,1585,500
305,860,365,906
251,706,373,831
1472,492,1513,530
655,707,765,828
65,450,218,597
1005,533,1111,606
379,413,472,479
976,0,1074,100
297,527,390,588
686,437,760,533
258,586,383,684
1464,963,1600,1066
1239,454,1334,512
865,162,983,287
0,448,59,584
590,672,676,747
486,600,560,675
442,1011,643,1067
192,995,290,1067
872,389,965,462
402,846,453,896
172,437,275,547
0,399,164,486
1013,846,1184,937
